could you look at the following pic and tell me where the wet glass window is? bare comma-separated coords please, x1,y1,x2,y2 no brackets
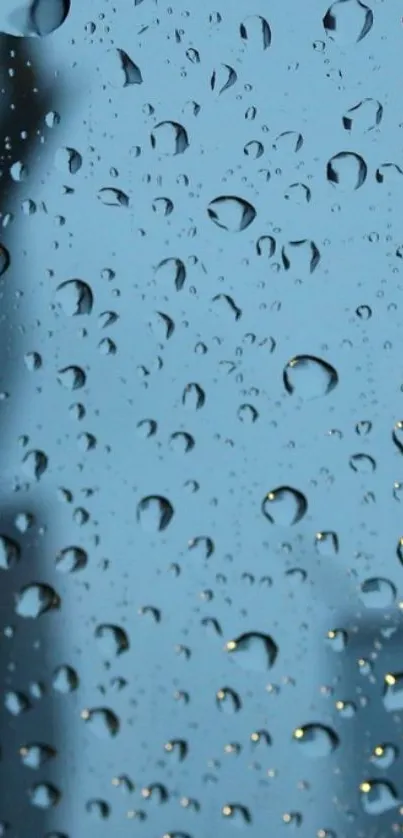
0,1,402,836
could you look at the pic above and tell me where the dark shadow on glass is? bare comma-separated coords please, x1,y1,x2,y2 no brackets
325,603,403,837
0,34,65,837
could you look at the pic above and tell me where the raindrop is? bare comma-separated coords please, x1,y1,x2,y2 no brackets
349,453,376,473
81,707,120,738
244,140,264,159
86,800,110,819
370,744,397,770
20,743,56,769
95,624,129,657
57,366,86,390
98,188,129,207
376,163,403,184
293,724,339,757
29,782,60,809
315,531,339,556
225,632,278,671
281,239,320,273
284,182,311,203
207,196,256,232
283,355,338,398
155,257,186,290
222,804,251,825
342,99,383,132
327,152,367,190
216,687,241,714
55,279,93,316
359,780,399,815
54,147,82,175
22,449,48,480
273,131,303,153
188,536,214,559
0,535,20,570
15,583,59,618
237,404,258,423
323,0,373,44
360,577,396,609
55,546,88,573
52,664,78,693
5,690,31,715
182,383,205,410
0,244,10,276
256,235,276,257
116,49,142,86
326,628,348,651
137,496,174,532
262,486,308,526
240,15,271,49
169,431,195,453
0,0,70,38
150,121,188,155
210,64,237,95
137,419,157,438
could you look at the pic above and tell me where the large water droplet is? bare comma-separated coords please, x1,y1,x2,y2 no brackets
359,780,399,815
327,152,367,190
207,196,256,232
323,0,373,44
22,449,48,480
0,0,70,38
262,486,307,526
57,366,86,390
16,583,59,618
216,687,241,714
283,355,338,398
0,244,10,276
29,782,60,808
293,724,339,757
225,632,277,671
360,577,395,609
55,546,88,573
155,257,186,290
55,280,93,316
137,495,174,532
151,121,188,155
20,743,56,769
342,98,383,132
240,15,271,49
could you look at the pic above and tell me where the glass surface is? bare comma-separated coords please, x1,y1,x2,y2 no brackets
0,1,403,836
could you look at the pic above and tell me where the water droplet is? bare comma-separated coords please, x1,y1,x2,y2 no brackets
20,743,56,769
326,628,348,651
4,690,31,715
207,196,256,232
256,235,276,257
86,799,110,819
81,707,120,738
55,279,93,316
137,496,174,532
55,546,87,573
359,780,398,815
0,244,10,276
169,431,195,453
262,486,307,526
240,15,271,49
293,724,339,757
376,163,403,184
349,453,376,473
29,782,60,809
283,356,338,398
52,664,78,693
116,48,142,85
98,188,129,207
95,624,129,657
342,98,383,132
150,121,188,155
182,383,205,410
327,152,367,190
15,583,59,618
225,632,277,671
370,744,397,770
281,239,320,273
155,257,186,290
323,0,373,44
360,577,396,609
237,404,258,423
0,0,70,38
216,687,241,714
57,366,86,390
210,64,237,95
315,531,339,556
0,535,20,570
188,536,214,559
54,147,82,175
222,803,251,825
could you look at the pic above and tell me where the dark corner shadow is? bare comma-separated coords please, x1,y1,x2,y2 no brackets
323,600,403,837
0,34,66,838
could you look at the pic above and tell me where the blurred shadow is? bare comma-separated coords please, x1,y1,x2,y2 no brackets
324,602,403,837
0,33,64,838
